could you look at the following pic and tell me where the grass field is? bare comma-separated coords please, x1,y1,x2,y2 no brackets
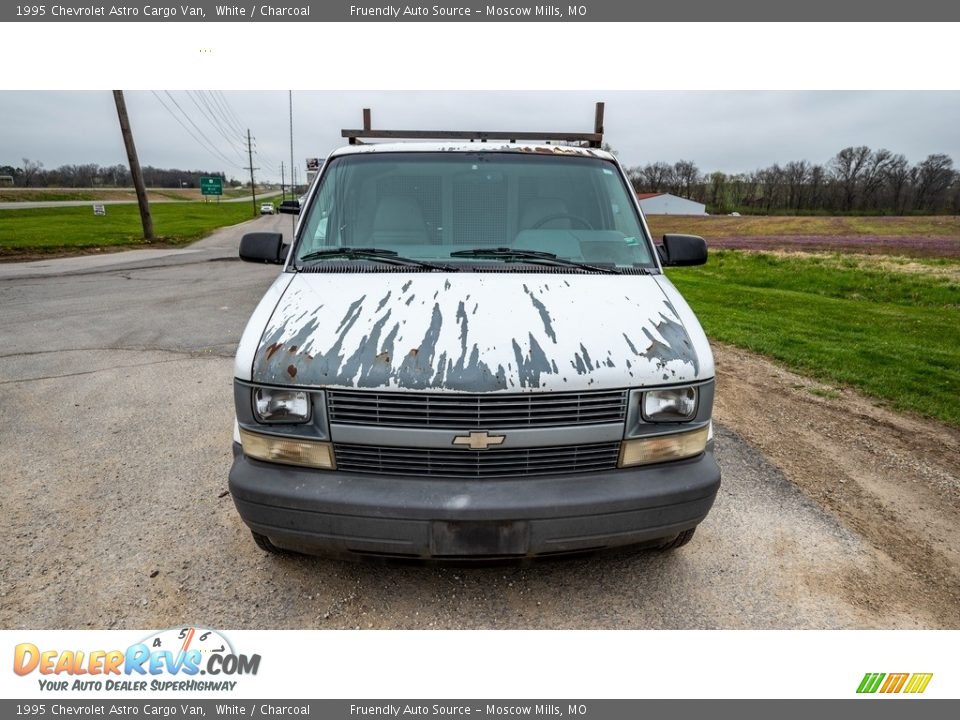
646,215,960,258
668,250,960,426
0,202,258,256
645,214,960,238
0,186,273,203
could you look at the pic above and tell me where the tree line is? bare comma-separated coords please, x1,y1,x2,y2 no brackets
0,159,238,189
624,147,959,215
5,149,958,214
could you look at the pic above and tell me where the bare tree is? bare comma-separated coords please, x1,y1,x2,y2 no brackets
673,160,700,199
757,164,786,212
830,146,872,211
708,171,727,211
808,164,826,211
640,162,672,192
914,154,956,210
623,166,643,192
860,149,894,209
21,158,44,187
728,172,761,210
882,153,911,214
784,160,810,211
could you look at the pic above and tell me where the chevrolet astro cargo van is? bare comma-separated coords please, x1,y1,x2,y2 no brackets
228,106,720,559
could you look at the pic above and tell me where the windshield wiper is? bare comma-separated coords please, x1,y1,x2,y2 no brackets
298,247,457,272
450,247,622,274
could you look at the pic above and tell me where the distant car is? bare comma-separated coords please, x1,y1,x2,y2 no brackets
278,199,300,215
259,203,275,215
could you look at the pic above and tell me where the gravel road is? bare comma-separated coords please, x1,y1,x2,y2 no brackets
0,217,952,629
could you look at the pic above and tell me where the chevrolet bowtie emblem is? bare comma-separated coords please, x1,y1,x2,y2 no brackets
452,431,506,450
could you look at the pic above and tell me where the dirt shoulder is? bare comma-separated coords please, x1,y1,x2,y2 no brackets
712,343,960,626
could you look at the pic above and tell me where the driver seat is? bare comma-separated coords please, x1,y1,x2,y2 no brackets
371,195,429,245
519,198,572,230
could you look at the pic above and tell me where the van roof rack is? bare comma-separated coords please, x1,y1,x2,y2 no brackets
342,102,605,148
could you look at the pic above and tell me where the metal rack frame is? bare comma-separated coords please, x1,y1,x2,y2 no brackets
342,102,605,148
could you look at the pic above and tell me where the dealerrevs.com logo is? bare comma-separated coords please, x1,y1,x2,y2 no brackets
857,673,933,695
13,627,261,692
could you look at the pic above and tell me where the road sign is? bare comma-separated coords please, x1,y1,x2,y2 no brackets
92,204,106,216
200,176,223,196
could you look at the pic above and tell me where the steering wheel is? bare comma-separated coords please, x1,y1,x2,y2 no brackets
531,213,594,230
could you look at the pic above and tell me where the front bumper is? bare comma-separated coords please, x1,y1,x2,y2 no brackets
228,442,721,559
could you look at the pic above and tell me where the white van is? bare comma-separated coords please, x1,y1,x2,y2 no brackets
229,105,720,559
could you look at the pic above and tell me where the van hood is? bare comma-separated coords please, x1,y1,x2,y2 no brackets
251,272,710,393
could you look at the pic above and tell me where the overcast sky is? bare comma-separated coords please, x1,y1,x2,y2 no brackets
2,91,958,183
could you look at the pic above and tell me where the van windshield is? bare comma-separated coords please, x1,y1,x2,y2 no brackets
295,152,657,270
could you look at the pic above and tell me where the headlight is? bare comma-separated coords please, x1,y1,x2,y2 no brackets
253,387,311,423
239,428,336,469
643,386,698,422
618,425,709,467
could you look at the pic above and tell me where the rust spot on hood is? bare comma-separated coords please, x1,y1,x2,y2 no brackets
287,364,298,378
265,342,282,360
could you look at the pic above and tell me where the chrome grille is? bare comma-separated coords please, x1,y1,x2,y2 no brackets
333,442,621,478
327,389,628,429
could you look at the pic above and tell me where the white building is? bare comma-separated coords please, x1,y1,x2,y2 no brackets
637,192,706,215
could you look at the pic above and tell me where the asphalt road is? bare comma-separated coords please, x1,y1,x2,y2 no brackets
0,217,932,629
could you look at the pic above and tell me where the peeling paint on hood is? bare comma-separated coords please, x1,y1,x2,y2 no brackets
251,273,706,393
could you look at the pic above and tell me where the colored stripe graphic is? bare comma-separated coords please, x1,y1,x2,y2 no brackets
857,673,885,693
857,672,932,694
904,673,933,694
880,673,909,693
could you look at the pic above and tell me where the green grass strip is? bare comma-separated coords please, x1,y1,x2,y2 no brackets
0,202,259,253
669,251,960,426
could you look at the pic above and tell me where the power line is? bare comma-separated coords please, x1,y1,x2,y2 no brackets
197,90,241,138
186,90,246,160
162,91,243,169
215,91,248,138
254,150,278,175
165,90,242,168
150,90,241,170
204,90,244,139
209,91,279,181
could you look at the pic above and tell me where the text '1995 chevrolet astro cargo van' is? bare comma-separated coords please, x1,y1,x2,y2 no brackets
229,104,720,559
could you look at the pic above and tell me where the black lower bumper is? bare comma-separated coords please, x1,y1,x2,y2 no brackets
228,442,721,559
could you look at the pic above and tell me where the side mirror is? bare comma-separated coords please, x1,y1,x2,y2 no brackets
240,232,288,264
658,234,708,266
278,200,300,215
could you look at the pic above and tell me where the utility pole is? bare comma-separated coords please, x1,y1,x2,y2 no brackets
245,129,258,217
112,90,154,240
280,161,285,201
289,90,297,196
